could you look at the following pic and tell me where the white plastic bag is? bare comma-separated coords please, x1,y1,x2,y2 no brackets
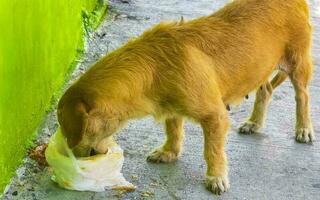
45,128,135,192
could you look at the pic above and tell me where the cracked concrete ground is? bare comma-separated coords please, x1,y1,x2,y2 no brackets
1,0,320,199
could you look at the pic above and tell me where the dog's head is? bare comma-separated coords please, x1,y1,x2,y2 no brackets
57,86,123,157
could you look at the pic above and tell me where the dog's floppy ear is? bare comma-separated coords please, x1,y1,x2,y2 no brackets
57,99,89,148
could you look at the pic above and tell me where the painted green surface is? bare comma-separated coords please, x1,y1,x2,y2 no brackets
0,0,105,192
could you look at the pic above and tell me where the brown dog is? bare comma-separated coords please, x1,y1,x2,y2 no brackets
57,0,314,194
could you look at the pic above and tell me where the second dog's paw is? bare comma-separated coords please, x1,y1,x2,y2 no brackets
238,121,261,134
205,175,230,195
146,147,178,163
296,127,315,143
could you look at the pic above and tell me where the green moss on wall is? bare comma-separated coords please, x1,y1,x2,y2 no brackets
0,0,106,192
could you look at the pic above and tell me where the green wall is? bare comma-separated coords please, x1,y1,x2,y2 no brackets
0,0,105,192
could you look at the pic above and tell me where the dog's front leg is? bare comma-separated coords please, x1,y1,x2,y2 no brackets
200,108,230,195
147,117,184,163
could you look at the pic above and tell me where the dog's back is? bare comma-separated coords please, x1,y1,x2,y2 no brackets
167,0,312,105
67,0,312,118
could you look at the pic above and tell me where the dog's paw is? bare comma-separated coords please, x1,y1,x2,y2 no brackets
296,127,315,143
146,147,178,163
238,121,261,134
205,175,230,195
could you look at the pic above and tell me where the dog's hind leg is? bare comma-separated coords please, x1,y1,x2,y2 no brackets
147,117,184,163
238,71,287,134
288,52,314,143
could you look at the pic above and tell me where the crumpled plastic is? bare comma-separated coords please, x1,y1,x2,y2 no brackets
45,128,135,192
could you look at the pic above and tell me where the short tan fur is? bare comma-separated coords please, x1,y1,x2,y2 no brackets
58,0,314,194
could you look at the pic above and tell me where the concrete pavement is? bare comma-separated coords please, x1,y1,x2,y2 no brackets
2,0,320,199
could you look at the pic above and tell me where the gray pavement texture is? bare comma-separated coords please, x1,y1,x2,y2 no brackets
1,0,320,199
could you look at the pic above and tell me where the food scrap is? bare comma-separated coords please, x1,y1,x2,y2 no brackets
28,144,48,168
141,191,154,198
111,185,136,192
131,175,139,180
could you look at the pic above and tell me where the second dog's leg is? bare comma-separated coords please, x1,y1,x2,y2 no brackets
239,71,287,134
147,117,184,163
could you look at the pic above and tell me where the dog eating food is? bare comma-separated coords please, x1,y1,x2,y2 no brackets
45,128,135,192
57,0,314,195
